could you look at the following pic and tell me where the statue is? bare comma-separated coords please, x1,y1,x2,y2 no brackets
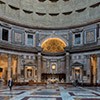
27,70,32,77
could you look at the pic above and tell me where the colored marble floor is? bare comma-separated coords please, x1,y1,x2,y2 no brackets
0,84,100,100
64,86,100,100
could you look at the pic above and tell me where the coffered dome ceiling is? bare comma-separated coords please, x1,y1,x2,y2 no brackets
0,0,100,29
41,38,66,53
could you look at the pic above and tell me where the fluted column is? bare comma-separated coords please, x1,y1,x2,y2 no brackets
7,54,12,80
66,52,70,83
37,53,42,82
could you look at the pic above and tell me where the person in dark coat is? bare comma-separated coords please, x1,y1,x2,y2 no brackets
8,78,13,91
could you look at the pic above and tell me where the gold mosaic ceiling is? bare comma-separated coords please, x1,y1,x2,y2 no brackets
41,38,66,53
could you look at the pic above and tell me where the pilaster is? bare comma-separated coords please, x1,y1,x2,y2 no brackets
37,53,42,82
66,52,70,83
17,55,21,82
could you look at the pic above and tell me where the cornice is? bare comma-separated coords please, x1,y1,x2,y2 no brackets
41,51,66,56
0,41,38,53
0,41,100,54
68,44,100,53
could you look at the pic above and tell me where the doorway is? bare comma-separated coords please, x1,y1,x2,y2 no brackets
72,62,83,82
72,67,83,82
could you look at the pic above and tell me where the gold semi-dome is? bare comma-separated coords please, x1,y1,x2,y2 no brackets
0,0,99,29
41,38,66,53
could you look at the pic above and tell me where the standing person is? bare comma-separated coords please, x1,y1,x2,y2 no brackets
8,78,13,91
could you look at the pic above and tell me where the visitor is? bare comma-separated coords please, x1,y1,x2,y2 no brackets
73,79,79,87
75,79,79,86
8,78,13,91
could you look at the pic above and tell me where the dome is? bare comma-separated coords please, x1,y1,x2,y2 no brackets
0,0,100,29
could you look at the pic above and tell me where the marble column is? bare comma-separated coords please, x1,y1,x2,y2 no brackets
93,56,97,85
66,53,70,83
86,55,91,83
25,67,27,79
80,68,83,81
37,53,41,82
17,55,21,82
7,54,12,80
